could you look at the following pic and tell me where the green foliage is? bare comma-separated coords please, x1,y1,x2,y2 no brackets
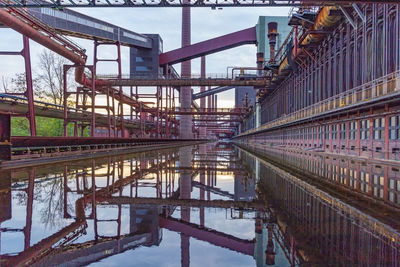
11,116,89,137
11,117,30,136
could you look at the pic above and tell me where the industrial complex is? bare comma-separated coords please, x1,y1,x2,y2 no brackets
0,1,400,266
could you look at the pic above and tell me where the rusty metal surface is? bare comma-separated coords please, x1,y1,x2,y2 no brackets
1,0,399,8
10,136,199,147
106,78,268,87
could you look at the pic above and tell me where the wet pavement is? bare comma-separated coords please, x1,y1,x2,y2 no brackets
0,142,399,266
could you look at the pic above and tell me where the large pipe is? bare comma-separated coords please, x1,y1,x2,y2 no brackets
0,9,84,64
0,8,174,124
256,52,264,77
275,7,341,79
0,8,112,89
267,22,278,63
301,6,342,46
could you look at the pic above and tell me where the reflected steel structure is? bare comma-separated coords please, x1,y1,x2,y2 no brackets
1,143,399,266
0,145,261,265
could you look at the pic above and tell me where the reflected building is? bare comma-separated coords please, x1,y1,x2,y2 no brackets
130,205,162,246
234,173,255,202
0,171,11,223
1,143,399,266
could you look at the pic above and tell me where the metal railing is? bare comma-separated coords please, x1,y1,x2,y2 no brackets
239,71,400,136
0,94,147,125
97,72,260,80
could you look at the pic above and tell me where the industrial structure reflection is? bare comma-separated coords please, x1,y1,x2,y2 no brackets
0,143,399,266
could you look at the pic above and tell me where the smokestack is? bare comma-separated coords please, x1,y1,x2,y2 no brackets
256,52,264,77
180,0,192,139
267,22,278,63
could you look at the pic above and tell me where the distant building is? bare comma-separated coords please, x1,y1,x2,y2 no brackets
130,34,164,78
235,86,256,109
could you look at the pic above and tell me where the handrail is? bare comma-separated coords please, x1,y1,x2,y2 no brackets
0,94,153,125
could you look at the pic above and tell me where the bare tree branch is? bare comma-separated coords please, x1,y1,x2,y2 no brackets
38,50,74,106
1,76,9,93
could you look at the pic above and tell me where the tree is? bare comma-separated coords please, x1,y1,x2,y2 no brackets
38,49,72,106
9,72,44,98
1,76,10,93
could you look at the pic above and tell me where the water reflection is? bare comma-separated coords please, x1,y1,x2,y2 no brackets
0,142,399,266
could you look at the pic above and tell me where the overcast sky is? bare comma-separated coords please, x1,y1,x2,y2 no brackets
0,7,290,107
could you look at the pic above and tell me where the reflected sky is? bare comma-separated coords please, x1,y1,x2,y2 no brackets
0,142,399,266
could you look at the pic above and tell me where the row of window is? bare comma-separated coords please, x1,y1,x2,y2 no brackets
258,116,400,141
297,156,400,203
41,8,114,33
122,32,149,43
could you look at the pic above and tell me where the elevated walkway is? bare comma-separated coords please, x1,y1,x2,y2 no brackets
28,7,152,48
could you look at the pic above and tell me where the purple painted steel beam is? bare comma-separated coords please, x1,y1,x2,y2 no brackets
159,216,255,256
159,27,257,66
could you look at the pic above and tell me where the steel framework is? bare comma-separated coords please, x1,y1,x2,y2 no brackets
237,3,400,162
0,0,398,8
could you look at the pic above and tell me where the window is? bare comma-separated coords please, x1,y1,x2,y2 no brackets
319,126,323,141
135,66,152,71
389,115,400,140
340,123,346,140
360,119,370,140
41,8,114,33
372,174,384,199
332,124,338,140
325,125,330,140
123,31,148,43
349,121,357,140
339,167,347,184
349,169,357,189
388,168,400,204
373,118,385,140
360,172,370,193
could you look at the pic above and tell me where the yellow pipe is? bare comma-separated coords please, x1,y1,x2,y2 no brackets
301,6,342,46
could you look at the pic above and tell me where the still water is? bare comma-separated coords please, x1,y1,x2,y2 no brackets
0,142,399,266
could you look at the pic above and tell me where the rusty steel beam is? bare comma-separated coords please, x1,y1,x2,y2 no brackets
105,78,267,87
10,136,198,148
171,111,244,116
1,0,399,8
193,118,242,122
101,196,266,209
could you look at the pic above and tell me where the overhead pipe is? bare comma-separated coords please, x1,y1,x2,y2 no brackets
277,7,341,78
0,8,172,119
301,6,342,46
0,8,110,89
259,6,343,97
